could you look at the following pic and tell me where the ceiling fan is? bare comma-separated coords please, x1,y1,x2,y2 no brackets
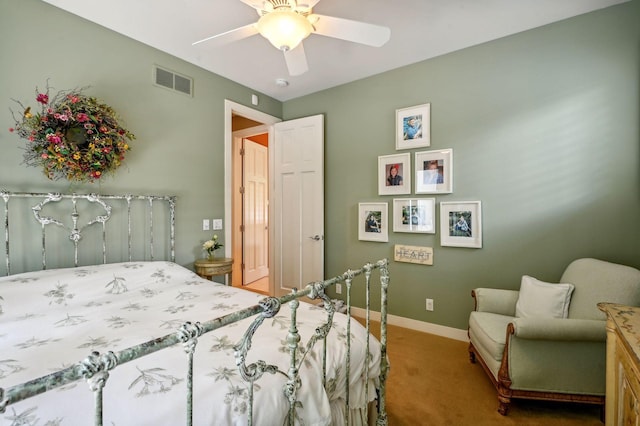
192,0,391,76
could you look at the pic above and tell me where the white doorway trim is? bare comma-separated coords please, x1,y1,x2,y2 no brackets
224,100,280,291
232,126,269,289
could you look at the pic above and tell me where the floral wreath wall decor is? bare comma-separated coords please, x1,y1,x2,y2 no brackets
8,83,135,183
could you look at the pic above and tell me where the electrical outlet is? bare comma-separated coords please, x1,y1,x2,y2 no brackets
202,219,210,231
336,283,342,294
426,298,434,311
212,219,223,230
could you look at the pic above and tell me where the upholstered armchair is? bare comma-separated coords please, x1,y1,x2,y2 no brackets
468,258,640,415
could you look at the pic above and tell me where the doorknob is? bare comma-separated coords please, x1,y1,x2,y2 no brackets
309,235,323,241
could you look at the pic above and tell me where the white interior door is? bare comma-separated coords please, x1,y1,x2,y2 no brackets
273,114,324,297
243,139,269,284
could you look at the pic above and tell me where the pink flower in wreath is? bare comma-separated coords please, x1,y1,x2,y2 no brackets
36,93,49,104
46,134,61,144
76,113,89,123
67,95,79,103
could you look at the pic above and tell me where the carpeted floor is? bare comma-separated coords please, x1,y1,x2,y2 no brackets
377,323,603,425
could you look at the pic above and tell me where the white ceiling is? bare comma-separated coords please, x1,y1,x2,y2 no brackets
42,0,627,102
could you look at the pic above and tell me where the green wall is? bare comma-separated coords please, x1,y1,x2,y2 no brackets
283,1,640,329
1,0,639,331
0,0,281,270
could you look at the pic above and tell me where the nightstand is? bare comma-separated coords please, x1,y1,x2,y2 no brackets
194,257,233,285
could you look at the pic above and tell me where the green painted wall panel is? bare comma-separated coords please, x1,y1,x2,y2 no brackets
0,0,282,271
1,0,638,331
283,1,640,329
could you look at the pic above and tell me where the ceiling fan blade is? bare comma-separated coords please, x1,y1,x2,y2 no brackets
295,0,322,11
284,43,309,76
311,14,390,47
192,23,258,46
237,0,264,11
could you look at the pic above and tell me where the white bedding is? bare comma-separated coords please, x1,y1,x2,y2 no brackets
0,261,380,425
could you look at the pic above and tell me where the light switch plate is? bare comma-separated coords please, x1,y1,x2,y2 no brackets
212,219,223,230
202,219,210,231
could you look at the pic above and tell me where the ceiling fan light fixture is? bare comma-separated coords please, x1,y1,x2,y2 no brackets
257,10,312,51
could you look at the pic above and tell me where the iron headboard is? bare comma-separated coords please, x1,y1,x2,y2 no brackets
0,191,176,275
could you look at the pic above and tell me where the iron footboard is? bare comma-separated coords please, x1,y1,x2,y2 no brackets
0,259,390,426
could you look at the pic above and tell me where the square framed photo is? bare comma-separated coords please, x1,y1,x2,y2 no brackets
440,201,482,248
415,149,453,194
378,153,411,195
396,103,431,150
359,202,389,242
393,198,436,233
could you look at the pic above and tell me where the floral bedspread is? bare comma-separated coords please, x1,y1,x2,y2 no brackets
0,262,381,425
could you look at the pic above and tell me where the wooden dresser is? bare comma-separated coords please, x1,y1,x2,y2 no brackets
599,303,640,425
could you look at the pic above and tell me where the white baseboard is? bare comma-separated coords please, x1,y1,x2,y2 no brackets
350,307,469,342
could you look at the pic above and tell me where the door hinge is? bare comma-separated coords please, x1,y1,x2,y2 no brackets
240,148,245,156
239,187,245,194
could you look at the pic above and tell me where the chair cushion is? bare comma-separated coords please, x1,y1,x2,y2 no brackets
561,258,640,320
468,311,513,362
515,275,574,319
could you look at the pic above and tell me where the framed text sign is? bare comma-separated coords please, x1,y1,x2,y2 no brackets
394,244,433,265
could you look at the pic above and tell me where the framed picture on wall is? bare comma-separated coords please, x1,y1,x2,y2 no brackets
359,202,389,242
378,153,411,195
415,149,453,194
396,103,431,150
392,198,436,233
440,201,482,248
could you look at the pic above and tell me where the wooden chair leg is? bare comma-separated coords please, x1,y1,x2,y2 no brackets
498,396,511,416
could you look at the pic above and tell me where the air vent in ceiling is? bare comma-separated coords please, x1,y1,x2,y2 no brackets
153,65,193,96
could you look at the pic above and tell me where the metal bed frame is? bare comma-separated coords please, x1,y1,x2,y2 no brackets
0,191,176,276
0,192,390,425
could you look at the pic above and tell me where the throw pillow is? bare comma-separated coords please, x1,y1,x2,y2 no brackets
515,275,575,318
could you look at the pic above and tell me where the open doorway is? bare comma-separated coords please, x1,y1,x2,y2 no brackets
224,100,280,296
232,122,269,295
224,101,324,299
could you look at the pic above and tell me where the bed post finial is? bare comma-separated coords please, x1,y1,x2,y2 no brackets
80,350,118,425
178,321,204,353
80,351,118,384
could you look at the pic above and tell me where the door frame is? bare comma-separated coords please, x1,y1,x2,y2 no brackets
224,100,280,295
232,128,270,287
